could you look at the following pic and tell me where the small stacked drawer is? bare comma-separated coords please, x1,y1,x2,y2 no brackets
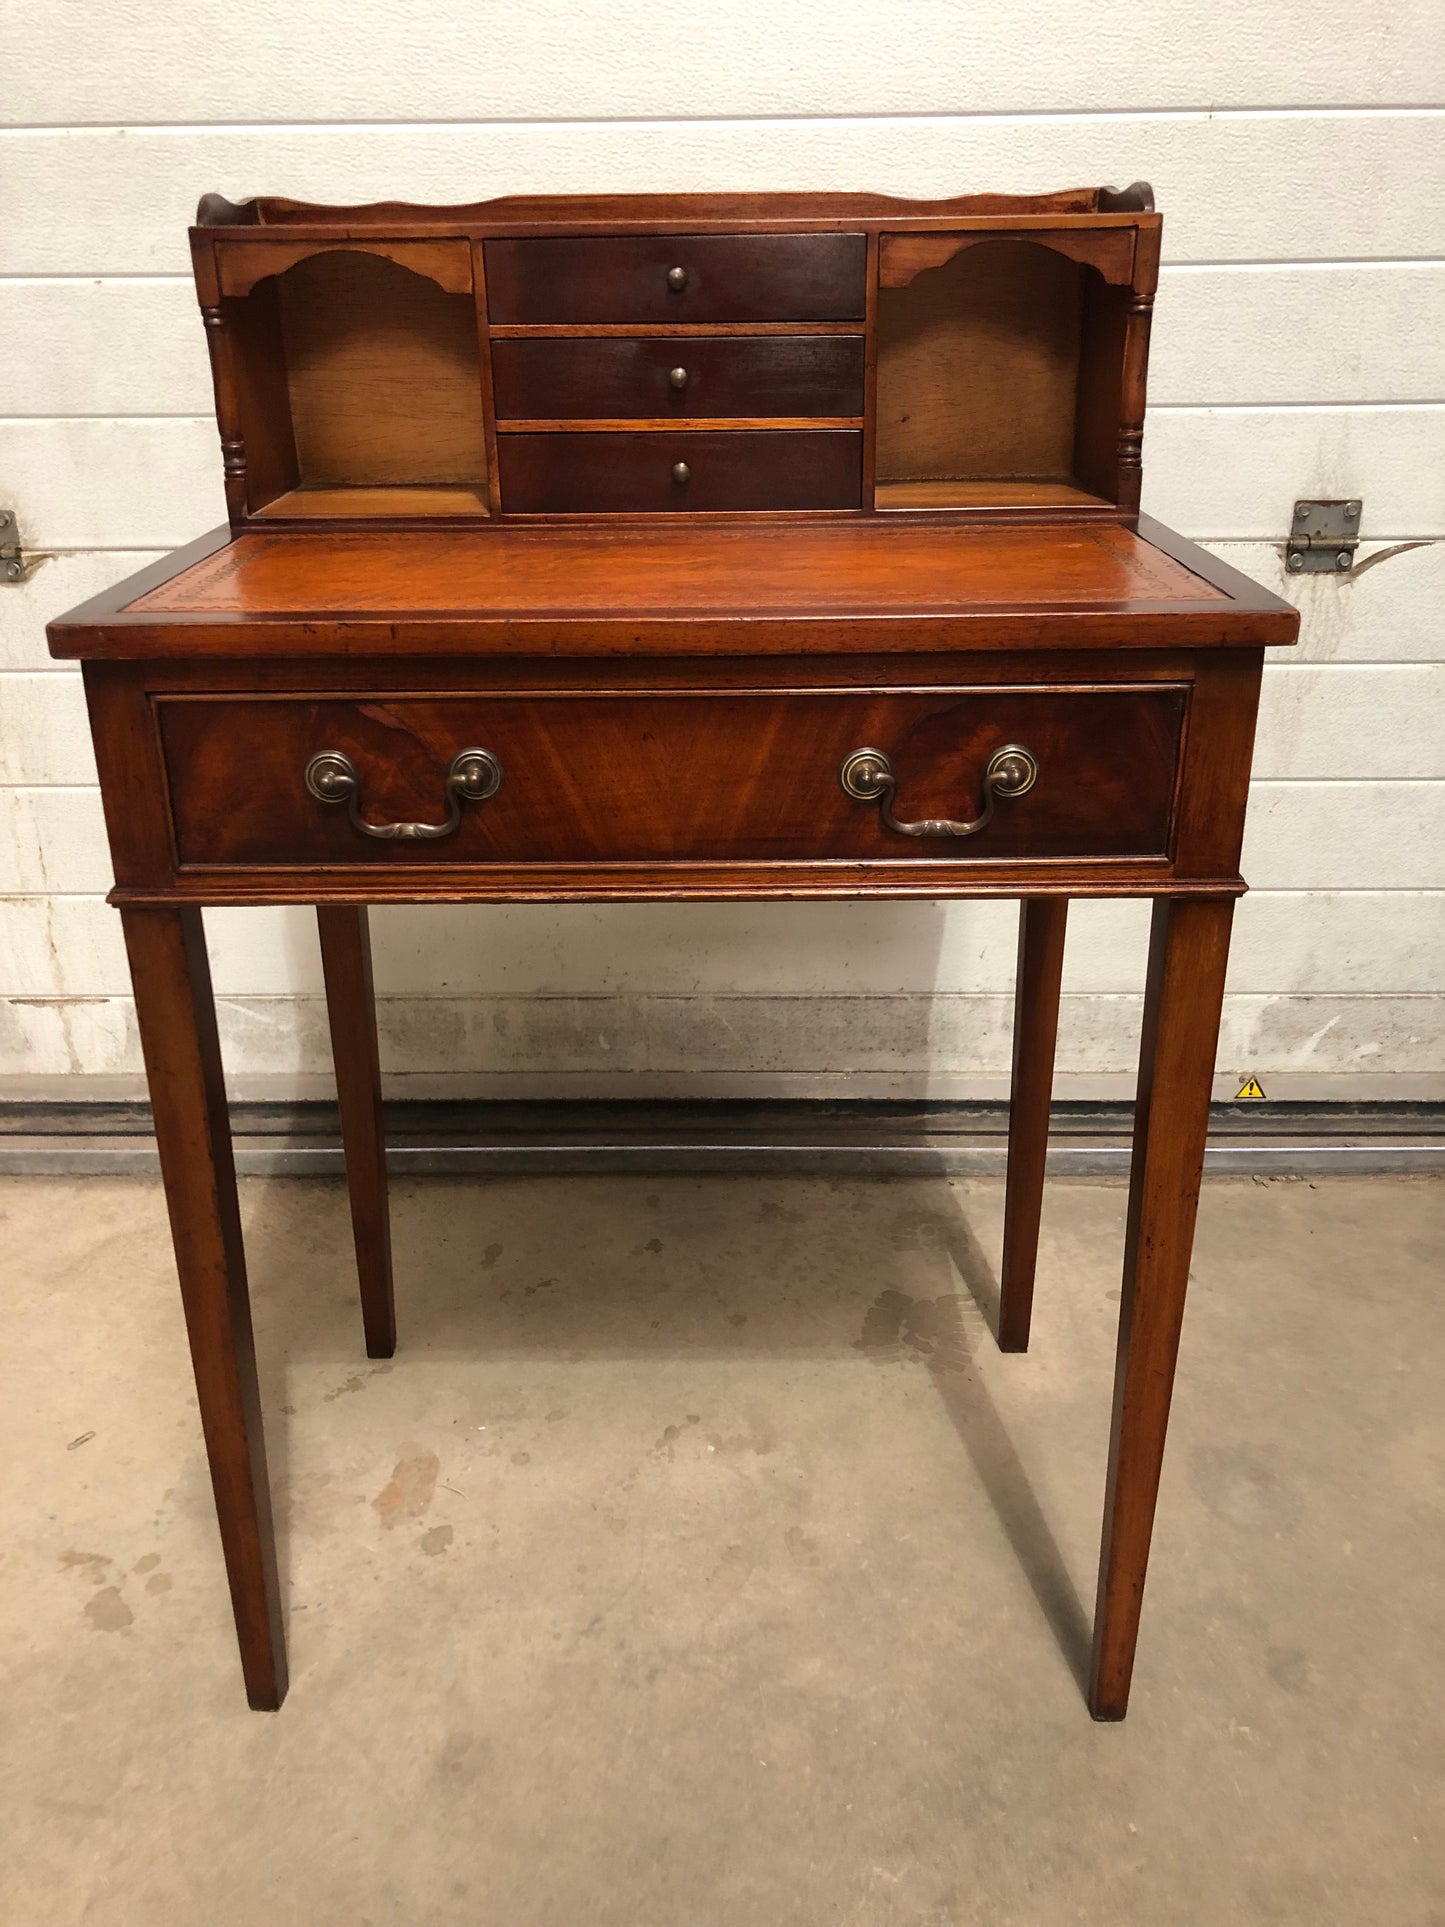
485,233,867,513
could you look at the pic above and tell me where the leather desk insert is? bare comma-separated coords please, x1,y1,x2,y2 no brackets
113,522,1246,640
158,686,1185,867
48,186,1300,1721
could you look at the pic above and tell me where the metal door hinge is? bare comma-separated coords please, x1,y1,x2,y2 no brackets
0,507,26,584
1287,498,1361,574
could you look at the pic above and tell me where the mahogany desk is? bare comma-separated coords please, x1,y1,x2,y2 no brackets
47,186,1299,1718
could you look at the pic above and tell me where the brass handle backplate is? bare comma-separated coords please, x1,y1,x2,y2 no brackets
304,748,502,841
839,744,1038,839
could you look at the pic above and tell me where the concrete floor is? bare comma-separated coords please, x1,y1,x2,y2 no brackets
2,1170,1442,1926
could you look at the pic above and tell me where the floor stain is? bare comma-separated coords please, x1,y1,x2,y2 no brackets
420,1524,454,1557
650,1414,702,1461
133,1553,160,1575
706,1424,776,1458
511,1451,532,1466
707,1543,753,1595
1267,1645,1313,1694
324,1374,365,1403
372,1444,440,1528
145,1572,173,1595
855,1289,970,1373
478,1242,504,1268
759,1199,804,1225
784,1524,821,1566
84,1586,134,1633
59,1550,111,1583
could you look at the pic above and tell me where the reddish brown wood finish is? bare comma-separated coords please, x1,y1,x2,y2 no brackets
1090,895,1234,1719
156,685,1184,868
199,186,1151,228
879,227,1137,288
317,906,395,1359
121,905,286,1709
497,428,863,514
999,897,1069,1352
50,187,1300,1718
47,521,1303,667
217,237,474,298
484,233,867,324
490,333,866,420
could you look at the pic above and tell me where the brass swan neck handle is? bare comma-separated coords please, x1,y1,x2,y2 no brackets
839,744,1038,839
304,748,502,841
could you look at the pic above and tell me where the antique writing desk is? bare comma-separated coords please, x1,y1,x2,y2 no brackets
49,185,1298,1718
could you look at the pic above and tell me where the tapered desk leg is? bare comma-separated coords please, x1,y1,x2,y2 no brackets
1089,896,1234,1720
317,906,395,1359
999,897,1069,1353
122,906,286,1710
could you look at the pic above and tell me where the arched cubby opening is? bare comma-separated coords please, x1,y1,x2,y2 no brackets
219,245,491,519
873,235,1130,511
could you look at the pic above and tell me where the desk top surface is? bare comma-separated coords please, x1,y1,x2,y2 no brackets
50,515,1296,659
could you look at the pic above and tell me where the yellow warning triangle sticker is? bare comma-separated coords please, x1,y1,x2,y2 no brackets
1235,1077,1267,1100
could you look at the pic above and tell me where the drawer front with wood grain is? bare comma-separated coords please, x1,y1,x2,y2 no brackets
157,686,1186,870
499,429,863,513
491,334,867,421
485,233,867,324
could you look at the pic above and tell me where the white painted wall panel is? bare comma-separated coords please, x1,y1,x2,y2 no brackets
1203,543,1445,664
2,776,1436,901
0,789,111,893
1242,784,1445,890
1141,408,1445,540
5,115,1442,277
0,674,96,785
10,1,1442,124
1254,666,1445,779
5,657,1433,791
4,892,1441,1002
10,408,1438,551
1,279,209,418
2,11,1440,1096
0,552,165,670
1151,266,1445,407
12,265,1445,419
4,991,1440,1100
3,420,226,550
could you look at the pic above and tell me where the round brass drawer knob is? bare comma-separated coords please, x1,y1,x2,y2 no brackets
671,460,691,485
668,366,690,390
666,265,689,291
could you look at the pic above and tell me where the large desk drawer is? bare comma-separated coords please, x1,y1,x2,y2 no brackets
498,429,862,514
485,233,867,324
491,334,867,421
158,687,1185,869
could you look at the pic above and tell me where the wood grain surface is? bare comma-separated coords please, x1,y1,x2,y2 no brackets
156,685,1185,867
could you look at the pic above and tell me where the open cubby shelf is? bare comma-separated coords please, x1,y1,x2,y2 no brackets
223,248,490,518
872,237,1128,513
254,484,491,519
